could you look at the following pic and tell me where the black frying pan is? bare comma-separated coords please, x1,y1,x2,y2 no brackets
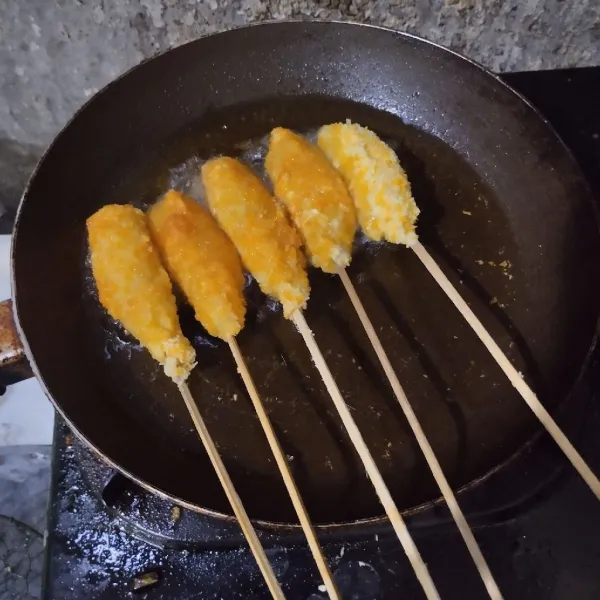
8,21,600,528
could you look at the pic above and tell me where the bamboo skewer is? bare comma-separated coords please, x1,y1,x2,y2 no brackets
339,269,503,600
291,310,441,600
227,338,340,600
412,241,600,499
177,382,286,600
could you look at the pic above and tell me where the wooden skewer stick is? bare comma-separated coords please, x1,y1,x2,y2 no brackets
339,269,503,600
177,382,286,600
412,241,600,500
291,310,440,600
227,338,341,600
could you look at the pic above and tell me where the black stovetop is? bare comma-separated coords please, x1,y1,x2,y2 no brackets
43,68,600,600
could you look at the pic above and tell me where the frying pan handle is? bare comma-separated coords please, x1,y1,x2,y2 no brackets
0,299,33,386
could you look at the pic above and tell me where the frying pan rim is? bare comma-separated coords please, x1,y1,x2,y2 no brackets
10,20,600,530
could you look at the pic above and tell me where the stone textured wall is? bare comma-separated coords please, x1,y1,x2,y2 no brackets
0,0,599,208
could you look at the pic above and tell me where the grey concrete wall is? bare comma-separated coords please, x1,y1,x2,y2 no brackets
0,0,599,209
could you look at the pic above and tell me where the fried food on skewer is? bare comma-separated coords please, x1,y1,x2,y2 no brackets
201,157,310,318
200,156,438,598
265,127,357,273
86,204,196,382
147,187,340,600
317,121,419,246
148,190,246,340
88,202,286,599
318,120,599,598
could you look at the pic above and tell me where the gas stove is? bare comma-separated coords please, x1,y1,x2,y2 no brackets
43,68,600,600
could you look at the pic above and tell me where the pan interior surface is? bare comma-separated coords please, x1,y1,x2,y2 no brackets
13,23,600,525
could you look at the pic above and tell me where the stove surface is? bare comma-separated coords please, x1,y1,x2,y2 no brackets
43,68,600,600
